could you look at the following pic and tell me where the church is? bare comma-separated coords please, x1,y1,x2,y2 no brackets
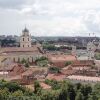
0,28,42,66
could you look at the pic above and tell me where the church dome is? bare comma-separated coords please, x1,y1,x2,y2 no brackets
23,27,29,33
22,27,29,36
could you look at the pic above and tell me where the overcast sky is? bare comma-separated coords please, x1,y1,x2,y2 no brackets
0,0,100,36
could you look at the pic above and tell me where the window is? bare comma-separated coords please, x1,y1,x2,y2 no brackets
23,38,24,41
32,57,33,62
23,45,24,47
28,38,29,41
13,58,15,62
18,58,20,62
28,58,29,61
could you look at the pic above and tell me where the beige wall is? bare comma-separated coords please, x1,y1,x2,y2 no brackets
20,36,31,48
0,53,42,66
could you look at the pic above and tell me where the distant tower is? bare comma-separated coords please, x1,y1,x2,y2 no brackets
20,27,31,48
71,45,76,55
87,42,95,60
97,40,100,50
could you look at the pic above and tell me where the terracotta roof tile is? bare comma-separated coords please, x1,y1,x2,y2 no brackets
46,74,66,81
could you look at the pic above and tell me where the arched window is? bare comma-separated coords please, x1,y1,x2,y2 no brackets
32,57,34,62
13,58,15,62
27,58,29,62
18,58,20,62
23,38,24,41
28,38,29,41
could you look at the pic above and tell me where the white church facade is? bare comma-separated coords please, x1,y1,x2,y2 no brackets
20,27,32,48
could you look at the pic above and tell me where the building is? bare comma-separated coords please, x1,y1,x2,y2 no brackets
67,75,100,83
20,27,31,48
0,28,42,66
46,73,66,81
71,45,76,55
9,67,48,85
87,42,95,60
0,64,25,77
48,54,76,67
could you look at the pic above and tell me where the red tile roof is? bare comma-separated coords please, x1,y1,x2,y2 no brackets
48,55,76,62
48,55,76,67
40,82,51,89
0,46,40,54
72,60,94,67
46,73,66,81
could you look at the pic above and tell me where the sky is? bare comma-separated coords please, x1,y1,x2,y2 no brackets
0,0,100,36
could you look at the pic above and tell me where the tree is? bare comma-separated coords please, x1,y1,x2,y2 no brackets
25,62,30,68
21,58,26,64
67,83,76,100
4,82,25,92
75,92,84,100
20,58,30,68
49,67,60,73
12,90,23,97
35,56,49,67
75,83,82,90
0,88,9,100
65,61,72,66
34,81,42,95
88,94,98,100
80,84,92,100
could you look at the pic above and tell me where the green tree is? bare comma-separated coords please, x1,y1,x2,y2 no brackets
4,82,25,92
49,67,60,73
35,56,49,67
88,93,98,100
34,81,42,95
65,61,72,66
67,83,76,100
0,88,9,100
12,90,23,97
25,62,30,68
21,58,26,64
80,84,92,100
75,92,84,100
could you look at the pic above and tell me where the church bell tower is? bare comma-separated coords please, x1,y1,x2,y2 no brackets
20,27,32,48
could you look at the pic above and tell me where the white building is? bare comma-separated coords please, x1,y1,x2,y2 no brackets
87,42,95,60
71,45,76,55
20,27,31,48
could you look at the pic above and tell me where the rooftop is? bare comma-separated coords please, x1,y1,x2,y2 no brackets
48,55,76,62
0,46,41,55
67,75,100,82
46,73,66,81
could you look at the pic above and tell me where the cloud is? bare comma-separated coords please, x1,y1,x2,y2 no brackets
0,0,100,36
0,0,26,9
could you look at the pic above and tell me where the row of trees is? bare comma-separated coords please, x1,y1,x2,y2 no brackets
43,43,87,51
0,79,100,100
0,39,17,47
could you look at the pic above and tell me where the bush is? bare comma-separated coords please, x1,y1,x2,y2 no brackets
65,61,73,66
49,67,60,73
